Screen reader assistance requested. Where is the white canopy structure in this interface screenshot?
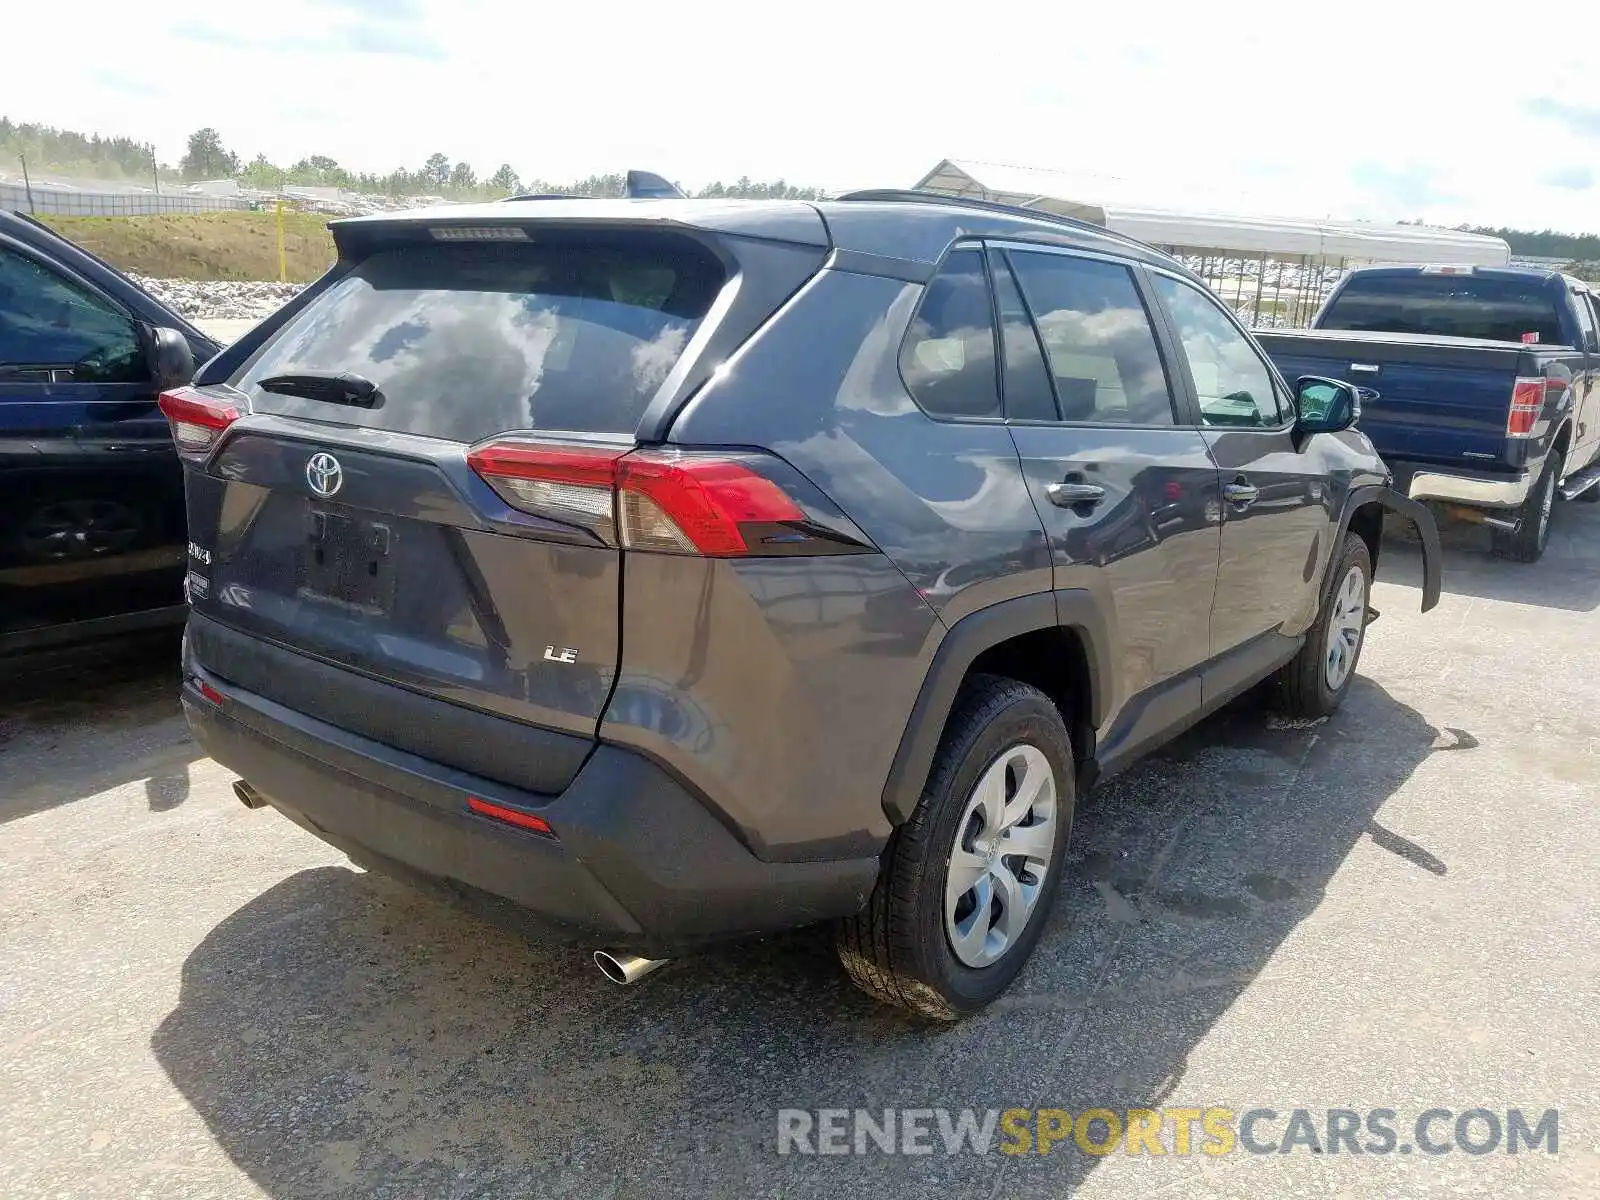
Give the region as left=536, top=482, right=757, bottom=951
left=913, top=160, right=1512, bottom=326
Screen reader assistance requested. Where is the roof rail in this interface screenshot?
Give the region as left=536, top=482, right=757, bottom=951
left=833, top=188, right=1167, bottom=258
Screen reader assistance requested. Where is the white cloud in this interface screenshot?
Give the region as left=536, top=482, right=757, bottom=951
left=3, top=0, right=1597, bottom=230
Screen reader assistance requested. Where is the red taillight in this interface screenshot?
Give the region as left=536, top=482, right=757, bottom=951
left=196, top=680, right=226, bottom=706
left=158, top=387, right=240, bottom=461
left=467, top=795, right=553, bottom=835
left=466, top=442, right=626, bottom=543
left=617, top=454, right=805, bottom=555
left=466, top=442, right=809, bottom=557
left=1508, top=377, right=1546, bottom=437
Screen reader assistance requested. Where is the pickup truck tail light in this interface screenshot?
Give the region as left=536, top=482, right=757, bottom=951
left=1507, top=377, right=1546, bottom=438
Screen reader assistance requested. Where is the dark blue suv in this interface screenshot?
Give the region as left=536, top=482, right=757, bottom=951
left=1, top=210, right=218, bottom=654
left=164, top=192, right=1441, bottom=1018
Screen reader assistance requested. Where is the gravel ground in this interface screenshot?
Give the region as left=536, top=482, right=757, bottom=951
left=135, top=275, right=306, bottom=323
left=2, top=512, right=1598, bottom=1199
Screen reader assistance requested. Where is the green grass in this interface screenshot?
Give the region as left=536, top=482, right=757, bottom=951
left=39, top=211, right=337, bottom=283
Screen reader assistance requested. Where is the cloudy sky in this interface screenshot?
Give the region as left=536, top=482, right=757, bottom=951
left=6, top=0, right=1599, bottom=231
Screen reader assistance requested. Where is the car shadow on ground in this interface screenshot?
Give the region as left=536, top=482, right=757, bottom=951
left=151, top=675, right=1458, bottom=1198
left=0, top=631, right=201, bottom=824
left=1379, top=499, right=1600, bottom=612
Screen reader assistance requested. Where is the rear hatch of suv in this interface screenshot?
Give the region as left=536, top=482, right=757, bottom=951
left=166, top=206, right=828, bottom=795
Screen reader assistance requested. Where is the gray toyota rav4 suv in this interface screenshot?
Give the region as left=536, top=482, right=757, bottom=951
left=164, top=191, right=1441, bottom=1019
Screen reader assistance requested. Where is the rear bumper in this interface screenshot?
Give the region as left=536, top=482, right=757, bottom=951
left=1396, top=460, right=1533, bottom=509
left=183, top=665, right=878, bottom=954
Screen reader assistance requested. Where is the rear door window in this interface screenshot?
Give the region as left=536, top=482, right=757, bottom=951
left=234, top=233, right=724, bottom=442
left=990, top=254, right=1058, bottom=422
left=1005, top=249, right=1177, bottom=425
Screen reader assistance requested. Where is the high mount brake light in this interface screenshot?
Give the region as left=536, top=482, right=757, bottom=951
left=466, top=442, right=810, bottom=556
left=158, top=388, right=240, bottom=461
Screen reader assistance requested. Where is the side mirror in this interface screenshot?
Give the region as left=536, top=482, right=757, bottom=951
left=147, top=326, right=197, bottom=391
left=1295, top=376, right=1360, bottom=436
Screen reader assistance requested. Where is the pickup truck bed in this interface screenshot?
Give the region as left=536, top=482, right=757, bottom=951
left=1256, top=266, right=1600, bottom=561
left=1258, top=328, right=1569, bottom=486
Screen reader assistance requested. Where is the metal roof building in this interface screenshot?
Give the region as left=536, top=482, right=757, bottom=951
left=913, top=159, right=1512, bottom=326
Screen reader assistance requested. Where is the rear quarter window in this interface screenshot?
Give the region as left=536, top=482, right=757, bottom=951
left=234, top=232, right=724, bottom=442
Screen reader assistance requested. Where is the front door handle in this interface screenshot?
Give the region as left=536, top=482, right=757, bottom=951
left=1047, top=481, right=1106, bottom=507
left=1223, top=480, right=1260, bottom=507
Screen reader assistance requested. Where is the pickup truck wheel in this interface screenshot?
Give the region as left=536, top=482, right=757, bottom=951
left=1274, top=535, right=1371, bottom=719
left=1492, top=450, right=1561, bottom=563
left=836, top=675, right=1074, bottom=1020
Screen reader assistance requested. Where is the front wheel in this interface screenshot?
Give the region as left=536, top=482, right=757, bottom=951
left=1493, top=451, right=1561, bottom=562
left=1274, top=534, right=1371, bottom=718
left=837, top=676, right=1074, bottom=1020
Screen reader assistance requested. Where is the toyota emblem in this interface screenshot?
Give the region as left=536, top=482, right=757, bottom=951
left=305, top=452, right=343, bottom=498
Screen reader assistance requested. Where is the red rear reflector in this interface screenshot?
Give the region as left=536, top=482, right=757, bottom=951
left=467, top=795, right=553, bottom=835
left=1508, top=377, right=1545, bottom=437
left=159, top=387, right=240, bottom=461
left=196, top=680, right=226, bottom=706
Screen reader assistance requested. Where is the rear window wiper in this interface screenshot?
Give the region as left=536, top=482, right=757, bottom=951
left=257, top=371, right=382, bottom=408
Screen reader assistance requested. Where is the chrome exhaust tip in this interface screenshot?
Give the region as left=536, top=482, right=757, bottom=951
left=593, top=950, right=669, bottom=985
left=232, top=780, right=269, bottom=810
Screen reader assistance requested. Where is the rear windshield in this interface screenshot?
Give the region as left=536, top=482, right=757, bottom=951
left=235, top=233, right=724, bottom=441
left=1318, top=274, right=1566, bottom=344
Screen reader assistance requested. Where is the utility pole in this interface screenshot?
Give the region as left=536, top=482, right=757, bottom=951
left=19, top=152, right=34, bottom=213
left=151, top=143, right=160, bottom=196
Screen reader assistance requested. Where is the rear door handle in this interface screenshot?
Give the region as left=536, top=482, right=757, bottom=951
left=1223, top=480, right=1260, bottom=507
left=1047, top=481, right=1106, bottom=507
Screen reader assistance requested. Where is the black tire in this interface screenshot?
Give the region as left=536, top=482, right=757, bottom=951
left=1274, top=534, right=1372, bottom=719
left=1492, top=450, right=1561, bottom=562
left=836, top=675, right=1074, bottom=1020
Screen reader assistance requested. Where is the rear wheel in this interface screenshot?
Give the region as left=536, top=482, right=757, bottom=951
left=1274, top=534, right=1371, bottom=719
left=837, top=676, right=1074, bottom=1020
left=1493, top=451, right=1560, bottom=562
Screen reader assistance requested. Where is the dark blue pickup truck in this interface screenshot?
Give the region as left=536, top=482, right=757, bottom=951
left=1, top=209, right=219, bottom=653
left=1257, top=266, right=1600, bottom=561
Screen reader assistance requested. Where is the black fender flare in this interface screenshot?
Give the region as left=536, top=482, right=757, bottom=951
left=1337, top=485, right=1442, bottom=613
left=879, top=589, right=1112, bottom=825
